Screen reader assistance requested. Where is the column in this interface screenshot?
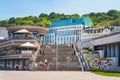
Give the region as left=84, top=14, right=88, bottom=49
left=3, top=60, right=5, bottom=69
left=111, top=44, right=115, bottom=57
left=115, top=44, right=119, bottom=57
left=10, top=60, right=13, bottom=69
left=107, top=45, right=110, bottom=57
left=12, top=60, right=15, bottom=69
left=20, top=60, right=23, bottom=70
left=103, top=45, right=106, bottom=58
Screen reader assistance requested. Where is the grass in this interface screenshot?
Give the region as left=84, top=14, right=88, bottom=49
left=92, top=71, right=120, bottom=77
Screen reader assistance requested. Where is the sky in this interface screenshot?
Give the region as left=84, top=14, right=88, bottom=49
left=0, top=0, right=120, bottom=20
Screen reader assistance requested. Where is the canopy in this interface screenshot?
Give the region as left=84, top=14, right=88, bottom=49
left=14, top=29, right=32, bottom=34
left=19, top=42, right=37, bottom=48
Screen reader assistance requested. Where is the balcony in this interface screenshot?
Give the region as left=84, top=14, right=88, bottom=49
left=0, top=38, right=40, bottom=48
left=0, top=54, right=33, bottom=59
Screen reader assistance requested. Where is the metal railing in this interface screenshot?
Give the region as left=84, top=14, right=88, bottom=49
left=74, top=44, right=88, bottom=71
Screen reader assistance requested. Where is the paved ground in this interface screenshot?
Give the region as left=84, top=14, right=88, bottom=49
left=0, top=71, right=119, bottom=80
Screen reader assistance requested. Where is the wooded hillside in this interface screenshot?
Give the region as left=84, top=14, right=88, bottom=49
left=0, top=9, right=120, bottom=27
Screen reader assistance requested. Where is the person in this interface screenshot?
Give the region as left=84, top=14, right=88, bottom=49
left=43, top=62, right=48, bottom=70
left=43, top=59, right=49, bottom=70
left=42, top=50, right=45, bottom=56
left=44, top=59, right=47, bottom=63
left=71, top=43, right=74, bottom=48
left=73, top=50, right=76, bottom=56
left=39, top=61, right=43, bottom=70
left=29, top=63, right=32, bottom=71
left=40, top=50, right=41, bottom=55
left=23, top=65, right=26, bottom=71
left=46, top=43, right=51, bottom=48
left=15, top=64, right=19, bottom=71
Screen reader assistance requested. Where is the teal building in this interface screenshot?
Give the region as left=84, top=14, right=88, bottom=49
left=43, top=17, right=92, bottom=44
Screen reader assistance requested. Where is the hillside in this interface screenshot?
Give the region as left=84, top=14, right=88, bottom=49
left=0, top=10, right=120, bottom=28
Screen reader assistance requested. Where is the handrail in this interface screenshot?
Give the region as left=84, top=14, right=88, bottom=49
left=74, top=45, right=84, bottom=71
left=74, top=44, right=88, bottom=71
left=33, top=45, right=40, bottom=62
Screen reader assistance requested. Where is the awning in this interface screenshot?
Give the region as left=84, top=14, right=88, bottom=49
left=19, top=42, right=37, bottom=48
left=14, top=29, right=32, bottom=34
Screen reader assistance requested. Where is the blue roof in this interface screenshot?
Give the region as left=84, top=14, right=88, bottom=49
left=49, top=17, right=92, bottom=28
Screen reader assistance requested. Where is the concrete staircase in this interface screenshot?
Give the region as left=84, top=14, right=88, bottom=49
left=36, top=44, right=81, bottom=71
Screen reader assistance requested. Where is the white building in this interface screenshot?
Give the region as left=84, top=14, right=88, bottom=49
left=82, top=26, right=120, bottom=41
left=43, top=17, right=92, bottom=44
left=0, top=27, right=8, bottom=40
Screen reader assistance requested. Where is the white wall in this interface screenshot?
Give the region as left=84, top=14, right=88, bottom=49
left=0, top=27, right=8, bottom=40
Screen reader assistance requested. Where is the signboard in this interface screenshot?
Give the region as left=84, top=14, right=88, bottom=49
left=21, top=50, right=32, bottom=54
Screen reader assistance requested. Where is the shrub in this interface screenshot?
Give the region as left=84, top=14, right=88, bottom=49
left=91, top=66, right=100, bottom=71
left=86, top=57, right=93, bottom=61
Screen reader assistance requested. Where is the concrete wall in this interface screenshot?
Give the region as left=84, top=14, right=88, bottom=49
left=91, top=33, right=120, bottom=46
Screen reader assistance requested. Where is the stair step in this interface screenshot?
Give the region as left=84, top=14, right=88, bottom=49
left=36, top=44, right=81, bottom=71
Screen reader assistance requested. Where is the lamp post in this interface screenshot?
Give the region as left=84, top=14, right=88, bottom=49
left=55, top=33, right=58, bottom=71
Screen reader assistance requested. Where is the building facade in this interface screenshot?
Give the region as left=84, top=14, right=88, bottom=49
left=92, top=32, right=120, bottom=68
left=0, top=27, right=8, bottom=40
left=0, top=26, right=48, bottom=70
left=43, top=17, right=92, bottom=44
left=82, top=26, right=120, bottom=41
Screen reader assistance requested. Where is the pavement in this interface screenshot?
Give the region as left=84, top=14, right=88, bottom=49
left=0, top=71, right=119, bottom=80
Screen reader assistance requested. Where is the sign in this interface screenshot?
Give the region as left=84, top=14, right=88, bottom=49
left=21, top=50, right=32, bottom=54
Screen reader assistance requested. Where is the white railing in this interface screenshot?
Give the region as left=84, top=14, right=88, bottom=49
left=0, top=39, right=39, bottom=48
left=0, top=54, right=33, bottom=59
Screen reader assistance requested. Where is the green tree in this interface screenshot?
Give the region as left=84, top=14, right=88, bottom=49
left=0, top=20, right=9, bottom=27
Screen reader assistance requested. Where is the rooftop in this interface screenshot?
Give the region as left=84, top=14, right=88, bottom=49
left=49, top=17, right=92, bottom=28
left=7, top=26, right=48, bottom=35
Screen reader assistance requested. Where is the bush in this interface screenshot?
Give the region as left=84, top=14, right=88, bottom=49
left=91, top=66, right=100, bottom=71
left=99, top=58, right=107, bottom=60
left=86, top=57, right=92, bottom=61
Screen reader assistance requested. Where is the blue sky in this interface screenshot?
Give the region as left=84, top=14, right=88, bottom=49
left=0, top=0, right=119, bottom=20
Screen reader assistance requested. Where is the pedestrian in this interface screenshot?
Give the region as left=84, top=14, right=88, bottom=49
left=39, top=61, right=43, bottom=70
left=23, top=65, right=26, bottom=71
left=15, top=64, right=19, bottom=71
left=43, top=59, right=49, bottom=70
left=29, top=64, right=32, bottom=71
left=42, top=50, right=45, bottom=56
left=71, top=43, right=74, bottom=48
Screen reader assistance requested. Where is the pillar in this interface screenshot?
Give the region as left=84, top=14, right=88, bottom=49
left=3, top=60, right=5, bottom=69
left=107, top=45, right=110, bottom=57
left=115, top=44, right=119, bottom=66
left=5, top=60, right=7, bottom=69
left=103, top=45, right=106, bottom=58
left=115, top=44, right=119, bottom=57
left=12, top=60, right=14, bottom=69
left=20, top=60, right=23, bottom=70
left=111, top=44, right=115, bottom=57
left=10, top=60, right=13, bottom=69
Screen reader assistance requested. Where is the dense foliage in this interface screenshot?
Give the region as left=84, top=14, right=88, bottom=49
left=83, top=9, right=120, bottom=27
left=0, top=10, right=120, bottom=27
